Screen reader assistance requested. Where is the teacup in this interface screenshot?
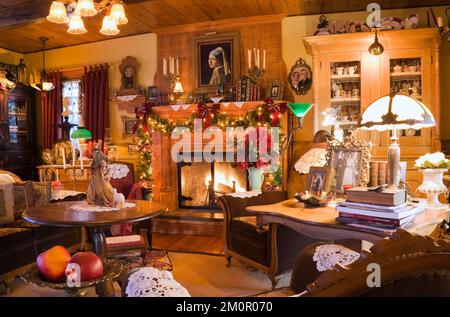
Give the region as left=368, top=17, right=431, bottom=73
left=393, top=65, right=403, bottom=73
left=336, top=67, right=345, bottom=76
left=408, top=65, right=417, bottom=72
left=348, top=66, right=358, bottom=75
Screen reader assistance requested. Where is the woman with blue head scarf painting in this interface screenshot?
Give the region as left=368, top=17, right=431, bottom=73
left=208, top=47, right=231, bottom=87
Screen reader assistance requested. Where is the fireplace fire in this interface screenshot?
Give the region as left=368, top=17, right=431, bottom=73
left=177, top=154, right=247, bottom=209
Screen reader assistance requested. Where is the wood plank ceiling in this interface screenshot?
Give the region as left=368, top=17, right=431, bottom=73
left=0, top=0, right=449, bottom=53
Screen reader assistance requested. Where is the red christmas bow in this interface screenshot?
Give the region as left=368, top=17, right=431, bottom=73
left=133, top=102, right=154, bottom=133
left=196, top=102, right=220, bottom=128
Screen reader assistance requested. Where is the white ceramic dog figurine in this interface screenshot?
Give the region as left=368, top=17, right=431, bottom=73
left=113, top=188, right=125, bottom=208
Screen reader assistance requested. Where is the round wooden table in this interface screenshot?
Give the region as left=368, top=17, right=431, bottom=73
left=22, top=200, right=164, bottom=297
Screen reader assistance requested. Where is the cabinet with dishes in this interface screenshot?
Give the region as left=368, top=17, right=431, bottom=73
left=303, top=28, right=441, bottom=163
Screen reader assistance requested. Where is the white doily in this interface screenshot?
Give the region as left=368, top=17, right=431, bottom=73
left=125, top=267, right=190, bottom=297
left=109, top=164, right=130, bottom=180
left=70, top=201, right=136, bottom=212
left=117, top=95, right=137, bottom=102
left=294, top=148, right=327, bottom=174
left=227, top=190, right=262, bottom=198
left=51, top=190, right=85, bottom=201
left=313, top=244, right=360, bottom=272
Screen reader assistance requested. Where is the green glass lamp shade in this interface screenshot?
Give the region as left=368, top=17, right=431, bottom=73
left=288, top=103, right=313, bottom=118
left=71, top=127, right=92, bottom=140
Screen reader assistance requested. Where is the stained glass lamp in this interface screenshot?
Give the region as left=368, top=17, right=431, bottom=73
left=357, top=93, right=435, bottom=187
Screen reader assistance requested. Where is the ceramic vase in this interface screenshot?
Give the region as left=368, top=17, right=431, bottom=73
left=417, top=168, right=448, bottom=208
left=248, top=168, right=264, bottom=191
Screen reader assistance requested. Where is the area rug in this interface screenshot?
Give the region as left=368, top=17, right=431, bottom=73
left=112, top=250, right=173, bottom=272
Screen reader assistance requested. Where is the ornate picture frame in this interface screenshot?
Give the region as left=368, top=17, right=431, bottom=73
left=326, top=137, right=371, bottom=193
left=191, top=32, right=241, bottom=95
left=121, top=116, right=137, bottom=139
left=266, top=81, right=284, bottom=100
left=306, top=166, right=334, bottom=193
left=288, top=58, right=313, bottom=95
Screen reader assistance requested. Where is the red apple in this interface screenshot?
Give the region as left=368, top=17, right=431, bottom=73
left=69, top=252, right=104, bottom=282
left=36, top=246, right=71, bottom=282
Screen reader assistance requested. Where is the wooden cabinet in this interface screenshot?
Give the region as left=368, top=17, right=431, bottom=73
left=303, top=28, right=441, bottom=163
left=0, top=86, right=37, bottom=179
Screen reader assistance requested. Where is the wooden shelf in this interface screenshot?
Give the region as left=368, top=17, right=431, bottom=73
left=330, top=98, right=361, bottom=103
left=330, top=74, right=360, bottom=80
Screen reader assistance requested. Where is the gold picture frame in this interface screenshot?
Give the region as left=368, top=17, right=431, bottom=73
left=306, top=166, right=334, bottom=193
left=121, top=116, right=137, bottom=139
left=288, top=58, right=312, bottom=95
left=266, top=81, right=285, bottom=100
left=326, top=136, right=371, bottom=193
left=191, top=32, right=241, bottom=95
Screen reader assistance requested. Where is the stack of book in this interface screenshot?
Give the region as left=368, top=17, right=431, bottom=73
left=235, top=76, right=261, bottom=102
left=336, top=187, right=426, bottom=232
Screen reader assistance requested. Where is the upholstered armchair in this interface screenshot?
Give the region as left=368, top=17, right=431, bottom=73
left=217, top=191, right=317, bottom=288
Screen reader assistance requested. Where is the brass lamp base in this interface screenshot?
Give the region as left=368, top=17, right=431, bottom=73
left=387, top=133, right=401, bottom=188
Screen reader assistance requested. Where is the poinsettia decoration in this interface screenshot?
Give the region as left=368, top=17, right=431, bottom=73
left=265, top=98, right=287, bottom=127
left=196, top=102, right=220, bottom=128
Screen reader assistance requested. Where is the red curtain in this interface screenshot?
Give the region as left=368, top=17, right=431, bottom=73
left=41, top=71, right=62, bottom=149
left=82, top=64, right=109, bottom=142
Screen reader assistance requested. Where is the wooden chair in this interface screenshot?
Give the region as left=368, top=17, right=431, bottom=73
left=217, top=191, right=318, bottom=288
left=254, top=222, right=450, bottom=297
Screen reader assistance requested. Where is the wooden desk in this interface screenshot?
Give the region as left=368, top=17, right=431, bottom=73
left=246, top=199, right=449, bottom=244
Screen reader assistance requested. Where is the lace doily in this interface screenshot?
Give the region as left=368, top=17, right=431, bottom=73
left=117, top=95, right=137, bottom=102
left=125, top=267, right=190, bottom=297
left=294, top=148, right=327, bottom=174
left=313, top=244, right=360, bottom=272
left=70, top=201, right=136, bottom=212
left=109, top=164, right=130, bottom=180
left=51, top=190, right=85, bottom=201
left=227, top=190, right=262, bottom=198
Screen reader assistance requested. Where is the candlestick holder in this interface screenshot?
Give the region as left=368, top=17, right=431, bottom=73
left=247, top=66, right=266, bottom=82
left=163, top=73, right=183, bottom=104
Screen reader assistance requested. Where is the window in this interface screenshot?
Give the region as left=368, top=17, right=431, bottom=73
left=62, top=80, right=82, bottom=141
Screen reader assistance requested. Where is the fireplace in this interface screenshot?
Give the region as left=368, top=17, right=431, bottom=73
left=177, top=153, right=247, bottom=209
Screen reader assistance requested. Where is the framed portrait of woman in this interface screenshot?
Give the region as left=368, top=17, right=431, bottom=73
left=326, top=138, right=371, bottom=193
left=192, top=33, right=241, bottom=95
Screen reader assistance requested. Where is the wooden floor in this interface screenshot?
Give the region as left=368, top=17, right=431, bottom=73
left=152, top=233, right=225, bottom=255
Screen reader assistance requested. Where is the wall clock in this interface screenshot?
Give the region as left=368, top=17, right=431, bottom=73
left=119, top=56, right=139, bottom=96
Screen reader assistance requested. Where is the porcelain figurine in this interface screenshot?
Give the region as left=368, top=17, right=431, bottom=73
left=86, top=140, right=114, bottom=207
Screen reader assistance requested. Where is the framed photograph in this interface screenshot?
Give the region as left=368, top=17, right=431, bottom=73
left=121, top=116, right=137, bottom=139
left=306, top=167, right=334, bottom=193
left=288, top=58, right=313, bottom=95
left=128, top=144, right=139, bottom=153
left=266, top=81, right=284, bottom=100
left=147, top=86, right=160, bottom=104
left=326, top=138, right=371, bottom=193
left=191, top=33, right=241, bottom=94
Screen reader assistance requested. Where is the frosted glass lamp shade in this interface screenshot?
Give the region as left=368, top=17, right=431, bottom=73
left=47, top=1, right=69, bottom=24
left=100, top=15, right=120, bottom=36
left=358, top=94, right=435, bottom=131
left=68, top=15, right=87, bottom=34
left=110, top=3, right=128, bottom=25
left=77, top=0, right=98, bottom=17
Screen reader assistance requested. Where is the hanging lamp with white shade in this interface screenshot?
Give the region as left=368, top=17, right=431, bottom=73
left=32, top=37, right=55, bottom=92
left=100, top=15, right=120, bottom=36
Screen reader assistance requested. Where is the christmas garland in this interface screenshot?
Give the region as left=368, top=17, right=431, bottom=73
left=133, top=99, right=287, bottom=182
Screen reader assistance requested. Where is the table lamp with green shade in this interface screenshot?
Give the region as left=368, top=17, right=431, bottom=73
left=279, top=103, right=314, bottom=156
left=71, top=127, right=92, bottom=170
left=357, top=93, right=435, bottom=188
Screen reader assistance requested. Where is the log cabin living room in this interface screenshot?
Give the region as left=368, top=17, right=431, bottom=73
left=0, top=0, right=450, bottom=302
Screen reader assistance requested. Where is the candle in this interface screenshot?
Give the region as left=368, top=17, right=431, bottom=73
left=176, top=58, right=179, bottom=76
left=72, top=144, right=76, bottom=167
left=263, top=50, right=266, bottom=70
left=257, top=49, right=260, bottom=68
left=437, top=17, right=444, bottom=27
left=79, top=141, right=84, bottom=171
left=163, top=58, right=167, bottom=76
left=171, top=57, right=175, bottom=75
left=61, top=147, right=66, bottom=170
left=253, top=48, right=257, bottom=67
left=248, top=49, right=252, bottom=69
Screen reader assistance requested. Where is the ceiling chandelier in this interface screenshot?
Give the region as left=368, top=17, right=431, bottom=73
left=31, top=37, right=55, bottom=92
left=47, top=0, right=128, bottom=36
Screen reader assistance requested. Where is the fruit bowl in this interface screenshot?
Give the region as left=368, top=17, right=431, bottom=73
left=21, top=258, right=122, bottom=297
left=295, top=191, right=336, bottom=208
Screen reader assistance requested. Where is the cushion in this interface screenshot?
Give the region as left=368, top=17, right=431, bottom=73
left=0, top=170, right=22, bottom=182
left=0, top=174, right=15, bottom=225
left=0, top=227, right=33, bottom=248
left=13, top=181, right=34, bottom=212
left=106, top=235, right=146, bottom=250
